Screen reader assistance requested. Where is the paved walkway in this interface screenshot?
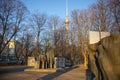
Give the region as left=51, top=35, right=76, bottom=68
left=40, top=65, right=91, bottom=80
left=54, top=65, right=90, bottom=80
left=0, top=65, right=91, bottom=80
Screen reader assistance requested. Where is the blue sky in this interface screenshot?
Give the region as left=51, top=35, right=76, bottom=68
left=22, top=0, right=97, bottom=18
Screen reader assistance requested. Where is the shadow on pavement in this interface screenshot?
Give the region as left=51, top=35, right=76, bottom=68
left=86, top=69, right=93, bottom=80
left=37, top=66, right=79, bottom=80
left=0, top=66, right=32, bottom=74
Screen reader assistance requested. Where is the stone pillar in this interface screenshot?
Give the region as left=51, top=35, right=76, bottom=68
left=45, top=61, right=47, bottom=69
left=49, top=51, right=53, bottom=68
left=42, top=61, right=44, bottom=69
left=84, top=53, right=88, bottom=69
left=54, top=58, right=56, bottom=68
left=34, top=61, right=40, bottom=69
left=50, top=60, right=52, bottom=68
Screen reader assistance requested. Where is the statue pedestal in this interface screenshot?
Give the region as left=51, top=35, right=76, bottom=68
left=34, top=61, right=40, bottom=69
left=54, top=58, right=56, bottom=68
left=42, top=61, right=44, bottom=69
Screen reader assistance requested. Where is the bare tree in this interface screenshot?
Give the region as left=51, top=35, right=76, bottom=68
left=57, top=27, right=66, bottom=57
left=41, top=32, right=51, bottom=54
left=69, top=25, right=76, bottom=65
left=47, top=16, right=61, bottom=56
left=29, top=13, right=47, bottom=56
left=108, top=0, right=120, bottom=33
left=0, top=0, right=27, bottom=56
left=20, top=30, right=34, bottom=63
left=89, top=0, right=119, bottom=32
left=71, top=9, right=89, bottom=67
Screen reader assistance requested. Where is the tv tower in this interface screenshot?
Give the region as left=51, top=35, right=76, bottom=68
left=65, top=0, right=69, bottom=45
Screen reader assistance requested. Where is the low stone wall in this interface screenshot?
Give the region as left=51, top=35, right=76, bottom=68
left=27, top=57, right=36, bottom=67
left=55, top=57, right=65, bottom=68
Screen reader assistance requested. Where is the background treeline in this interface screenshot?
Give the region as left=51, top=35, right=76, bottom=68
left=0, top=0, right=119, bottom=64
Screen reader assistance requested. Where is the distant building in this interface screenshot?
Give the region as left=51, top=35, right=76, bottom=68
left=2, top=40, right=15, bottom=55
left=1, top=40, right=23, bottom=59
left=4, top=40, right=15, bottom=55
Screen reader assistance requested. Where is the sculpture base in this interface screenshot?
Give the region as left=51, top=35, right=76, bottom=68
left=24, top=68, right=57, bottom=72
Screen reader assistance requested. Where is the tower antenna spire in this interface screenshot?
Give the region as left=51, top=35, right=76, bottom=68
left=65, top=0, right=69, bottom=45
left=66, top=0, right=68, bottom=16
